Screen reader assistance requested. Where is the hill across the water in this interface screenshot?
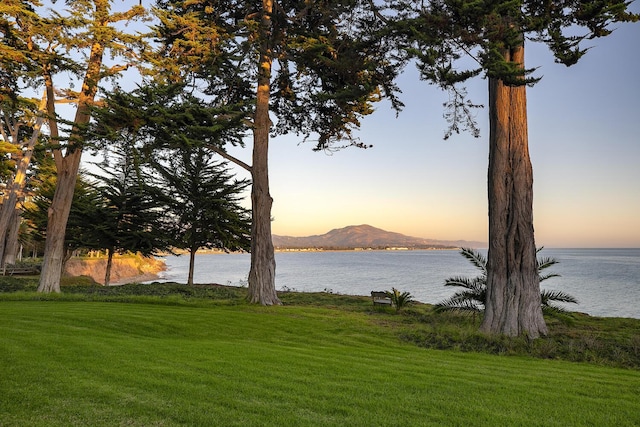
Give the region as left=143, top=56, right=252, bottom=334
left=272, top=224, right=485, bottom=250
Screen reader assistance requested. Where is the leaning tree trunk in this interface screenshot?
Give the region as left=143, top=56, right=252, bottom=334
left=37, top=33, right=105, bottom=293
left=0, top=95, right=46, bottom=268
left=246, top=0, right=280, bottom=305
left=480, top=43, right=548, bottom=339
left=37, top=149, right=83, bottom=293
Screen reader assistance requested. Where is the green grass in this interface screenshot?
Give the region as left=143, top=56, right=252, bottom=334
left=1, top=280, right=640, bottom=426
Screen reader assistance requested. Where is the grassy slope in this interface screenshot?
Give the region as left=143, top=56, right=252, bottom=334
left=1, top=296, right=639, bottom=426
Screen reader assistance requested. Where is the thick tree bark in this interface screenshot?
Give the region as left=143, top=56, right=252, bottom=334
left=38, top=149, right=83, bottom=293
left=38, top=35, right=105, bottom=293
left=3, top=209, right=21, bottom=266
left=247, top=0, right=280, bottom=305
left=0, top=192, right=21, bottom=268
left=480, top=44, right=547, bottom=338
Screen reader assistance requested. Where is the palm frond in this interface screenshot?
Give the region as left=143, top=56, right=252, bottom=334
left=459, top=247, right=487, bottom=273
left=537, top=256, right=559, bottom=272
left=437, top=247, right=577, bottom=318
left=385, top=287, right=414, bottom=312
left=541, top=289, right=579, bottom=305
left=539, top=272, right=561, bottom=282
left=435, top=288, right=485, bottom=311
left=434, top=297, right=482, bottom=313
left=444, top=276, right=482, bottom=289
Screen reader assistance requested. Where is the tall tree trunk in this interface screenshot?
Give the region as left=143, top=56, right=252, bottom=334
left=188, top=248, right=196, bottom=286
left=104, top=247, right=114, bottom=286
left=38, top=149, right=83, bottom=293
left=247, top=0, right=280, bottom=305
left=0, top=197, right=20, bottom=268
left=38, top=35, right=105, bottom=293
left=480, top=44, right=547, bottom=338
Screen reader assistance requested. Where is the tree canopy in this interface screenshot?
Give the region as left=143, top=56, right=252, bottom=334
left=89, top=82, right=252, bottom=286
left=152, top=144, right=251, bottom=286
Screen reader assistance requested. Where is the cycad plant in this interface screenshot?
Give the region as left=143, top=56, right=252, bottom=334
left=386, top=287, right=414, bottom=313
left=435, top=248, right=578, bottom=316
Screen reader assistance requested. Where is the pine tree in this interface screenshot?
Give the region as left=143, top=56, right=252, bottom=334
left=152, top=145, right=251, bottom=286
left=88, top=83, right=251, bottom=286
left=0, top=2, right=49, bottom=267
left=23, top=156, right=105, bottom=266
left=88, top=145, right=172, bottom=286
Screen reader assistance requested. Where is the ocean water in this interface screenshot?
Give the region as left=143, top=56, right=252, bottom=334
left=154, top=248, right=640, bottom=319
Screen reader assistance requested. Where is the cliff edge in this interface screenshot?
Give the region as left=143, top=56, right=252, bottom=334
left=64, top=255, right=166, bottom=285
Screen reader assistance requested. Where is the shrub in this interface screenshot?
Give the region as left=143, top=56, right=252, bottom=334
left=386, top=287, right=414, bottom=313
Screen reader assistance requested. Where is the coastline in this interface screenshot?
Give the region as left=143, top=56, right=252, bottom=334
left=109, top=272, right=161, bottom=286
left=65, top=255, right=166, bottom=286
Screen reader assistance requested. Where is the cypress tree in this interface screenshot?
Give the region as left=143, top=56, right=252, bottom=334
left=152, top=145, right=251, bottom=286
left=153, top=0, right=403, bottom=304
left=390, top=0, right=638, bottom=337
left=1, top=0, right=150, bottom=292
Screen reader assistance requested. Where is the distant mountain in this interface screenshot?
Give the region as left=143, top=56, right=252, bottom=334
left=272, top=224, right=485, bottom=250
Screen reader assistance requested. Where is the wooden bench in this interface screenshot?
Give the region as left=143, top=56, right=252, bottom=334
left=371, top=291, right=392, bottom=306
left=3, top=266, right=41, bottom=276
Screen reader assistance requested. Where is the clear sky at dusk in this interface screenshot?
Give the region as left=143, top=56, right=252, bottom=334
left=64, top=1, right=638, bottom=248
left=221, top=10, right=640, bottom=248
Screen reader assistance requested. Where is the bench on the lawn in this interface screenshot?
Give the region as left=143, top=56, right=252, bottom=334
left=3, top=265, right=41, bottom=276
left=371, top=291, right=392, bottom=306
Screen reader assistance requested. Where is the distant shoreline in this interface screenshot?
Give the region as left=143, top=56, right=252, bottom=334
left=274, top=246, right=460, bottom=252
left=161, top=247, right=463, bottom=256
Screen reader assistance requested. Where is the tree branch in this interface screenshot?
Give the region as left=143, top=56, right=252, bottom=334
left=205, top=144, right=252, bottom=173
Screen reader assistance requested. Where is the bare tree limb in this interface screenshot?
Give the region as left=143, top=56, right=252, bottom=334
left=205, top=144, right=252, bottom=173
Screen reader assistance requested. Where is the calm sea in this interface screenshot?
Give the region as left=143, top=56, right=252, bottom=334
left=154, top=248, right=640, bottom=319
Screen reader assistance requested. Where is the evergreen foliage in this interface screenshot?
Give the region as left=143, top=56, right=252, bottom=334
left=88, top=145, right=172, bottom=258
left=152, top=146, right=251, bottom=253
left=11, top=0, right=151, bottom=293
left=151, top=0, right=405, bottom=304
left=89, top=83, right=247, bottom=154
left=153, top=0, right=403, bottom=150
left=384, top=0, right=637, bottom=337
left=388, top=0, right=638, bottom=138
left=88, top=82, right=251, bottom=285
left=151, top=145, right=251, bottom=285
left=23, top=156, right=105, bottom=258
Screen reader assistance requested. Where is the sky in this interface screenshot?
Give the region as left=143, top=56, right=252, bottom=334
left=218, top=12, right=640, bottom=249
left=64, top=3, right=639, bottom=248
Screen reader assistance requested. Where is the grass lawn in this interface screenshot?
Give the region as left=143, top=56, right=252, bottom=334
left=1, top=288, right=639, bottom=426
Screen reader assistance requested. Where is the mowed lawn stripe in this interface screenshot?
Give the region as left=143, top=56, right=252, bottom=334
left=1, top=301, right=638, bottom=426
